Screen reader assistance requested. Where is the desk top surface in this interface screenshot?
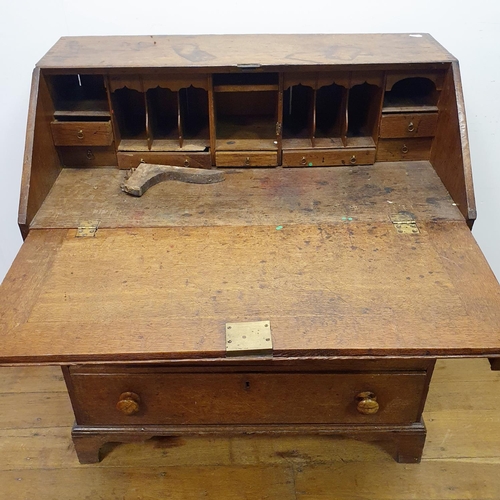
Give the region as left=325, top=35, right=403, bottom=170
left=1, top=221, right=500, bottom=364
left=2, top=163, right=500, bottom=364
left=37, top=33, right=455, bottom=70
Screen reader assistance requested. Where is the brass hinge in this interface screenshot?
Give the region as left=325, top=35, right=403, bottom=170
left=225, top=321, right=273, bottom=357
left=76, top=220, right=100, bottom=238
left=390, top=213, right=419, bottom=234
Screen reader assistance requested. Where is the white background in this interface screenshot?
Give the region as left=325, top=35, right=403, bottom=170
left=0, top=1, right=499, bottom=283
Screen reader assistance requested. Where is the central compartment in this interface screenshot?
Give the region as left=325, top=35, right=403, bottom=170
left=214, top=72, right=279, bottom=152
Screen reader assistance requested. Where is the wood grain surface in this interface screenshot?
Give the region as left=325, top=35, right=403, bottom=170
left=1, top=359, right=500, bottom=498
left=2, top=218, right=500, bottom=363
left=18, top=69, right=61, bottom=237
left=68, top=370, right=427, bottom=425
left=31, top=161, right=462, bottom=229
left=379, top=112, right=438, bottom=138
left=121, top=163, right=225, bottom=197
left=50, top=121, right=113, bottom=147
left=431, top=62, right=476, bottom=223
left=37, top=34, right=455, bottom=70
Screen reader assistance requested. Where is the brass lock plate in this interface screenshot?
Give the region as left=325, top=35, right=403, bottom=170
left=225, top=321, right=273, bottom=357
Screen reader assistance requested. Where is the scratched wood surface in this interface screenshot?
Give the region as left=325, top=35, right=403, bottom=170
left=31, top=161, right=462, bottom=229
left=37, top=34, right=455, bottom=70
left=0, top=359, right=499, bottom=498
left=2, top=219, right=500, bottom=363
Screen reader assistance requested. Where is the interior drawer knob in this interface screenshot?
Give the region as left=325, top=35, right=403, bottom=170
left=245, top=157, right=251, bottom=166
left=300, top=156, right=307, bottom=166
left=401, top=144, right=409, bottom=154
left=116, top=391, right=141, bottom=415
left=407, top=121, right=415, bottom=132
left=350, top=155, right=357, bottom=164
left=356, top=391, right=379, bottom=415
left=77, top=129, right=84, bottom=140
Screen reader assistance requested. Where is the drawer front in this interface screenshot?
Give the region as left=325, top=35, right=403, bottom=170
left=282, top=148, right=376, bottom=167
left=376, top=138, right=433, bottom=162
left=51, top=121, right=113, bottom=147
left=117, top=151, right=212, bottom=170
left=215, top=151, right=278, bottom=167
left=379, top=113, right=438, bottom=138
left=69, top=371, right=427, bottom=426
left=58, top=146, right=117, bottom=167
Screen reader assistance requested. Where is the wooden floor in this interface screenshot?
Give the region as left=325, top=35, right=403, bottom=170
left=1, top=358, right=500, bottom=499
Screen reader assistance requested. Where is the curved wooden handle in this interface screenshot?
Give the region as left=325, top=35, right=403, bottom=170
left=121, top=163, right=225, bottom=197
left=356, top=391, right=379, bottom=415
left=116, top=391, right=141, bottom=415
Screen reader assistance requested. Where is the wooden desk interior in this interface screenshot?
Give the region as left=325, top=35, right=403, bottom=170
left=32, top=161, right=461, bottom=229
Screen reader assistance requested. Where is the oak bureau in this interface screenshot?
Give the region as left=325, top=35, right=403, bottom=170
left=1, top=34, right=500, bottom=464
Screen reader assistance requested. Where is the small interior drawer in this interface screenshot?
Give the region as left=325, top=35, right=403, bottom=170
left=215, top=151, right=278, bottom=167
left=117, top=151, right=212, bottom=170
left=379, top=113, right=438, bottom=138
left=51, top=121, right=113, bottom=147
left=376, top=138, right=433, bottom=162
left=68, top=369, right=428, bottom=426
left=58, top=146, right=117, bottom=167
left=282, top=148, right=376, bottom=167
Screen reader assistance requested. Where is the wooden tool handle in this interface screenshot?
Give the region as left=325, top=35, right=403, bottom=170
left=121, top=163, right=225, bottom=197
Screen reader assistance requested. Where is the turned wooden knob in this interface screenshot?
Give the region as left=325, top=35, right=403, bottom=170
left=116, top=392, right=141, bottom=415
left=356, top=391, right=379, bottom=415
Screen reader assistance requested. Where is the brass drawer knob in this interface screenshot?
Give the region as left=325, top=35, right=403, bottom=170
left=356, top=391, right=379, bottom=415
left=401, top=144, right=409, bottom=154
left=116, top=391, right=141, bottom=415
left=244, top=157, right=251, bottom=166
left=184, top=159, right=190, bottom=167
left=350, top=155, right=357, bottom=164
left=300, top=156, right=307, bottom=166
left=407, top=121, right=415, bottom=132
left=77, top=129, right=84, bottom=140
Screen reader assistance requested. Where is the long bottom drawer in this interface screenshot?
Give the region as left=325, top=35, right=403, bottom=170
left=68, top=370, right=428, bottom=426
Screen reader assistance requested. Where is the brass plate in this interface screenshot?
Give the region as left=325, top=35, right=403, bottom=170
left=225, top=321, right=273, bottom=356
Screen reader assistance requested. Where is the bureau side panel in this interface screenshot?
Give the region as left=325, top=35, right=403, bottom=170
left=18, top=68, right=61, bottom=239
left=430, top=62, right=476, bottom=226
